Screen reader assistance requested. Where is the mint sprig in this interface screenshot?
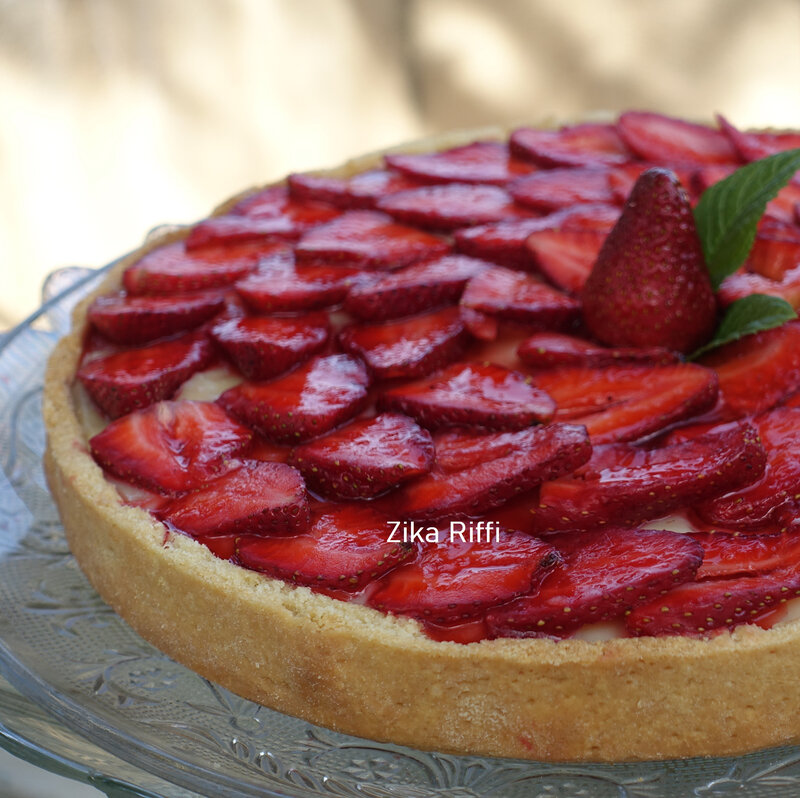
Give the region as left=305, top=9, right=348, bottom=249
left=694, top=148, right=800, bottom=290
left=691, top=294, right=797, bottom=359
left=688, top=147, right=800, bottom=358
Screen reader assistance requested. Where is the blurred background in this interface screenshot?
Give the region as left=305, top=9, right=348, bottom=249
left=0, top=0, right=799, bottom=794
left=2, top=0, right=800, bottom=331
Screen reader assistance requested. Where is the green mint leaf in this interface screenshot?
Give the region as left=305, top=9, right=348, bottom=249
left=693, top=148, right=800, bottom=290
left=691, top=294, right=797, bottom=359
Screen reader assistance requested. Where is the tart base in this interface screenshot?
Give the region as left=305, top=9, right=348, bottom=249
left=42, top=127, right=800, bottom=763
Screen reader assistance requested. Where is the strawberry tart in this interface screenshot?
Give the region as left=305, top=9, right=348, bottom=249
left=42, top=112, right=800, bottom=762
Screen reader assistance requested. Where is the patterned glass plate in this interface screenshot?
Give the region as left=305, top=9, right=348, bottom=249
left=2, top=262, right=800, bottom=798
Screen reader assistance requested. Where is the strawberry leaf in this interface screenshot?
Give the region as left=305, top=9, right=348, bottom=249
left=694, top=149, right=800, bottom=289
left=691, top=294, right=797, bottom=359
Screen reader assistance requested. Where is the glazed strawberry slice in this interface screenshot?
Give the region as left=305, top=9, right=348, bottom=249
left=210, top=314, right=330, bottom=381
left=338, top=307, right=468, bottom=380
left=224, top=184, right=339, bottom=225
left=77, top=332, right=215, bottom=419
left=89, top=400, right=253, bottom=494
left=369, top=530, right=559, bottom=623
left=235, top=504, right=412, bottom=590
left=486, top=528, right=703, bottom=638
left=218, top=354, right=370, bottom=443
left=509, top=168, right=616, bottom=212
left=376, top=183, right=530, bottom=231
left=123, top=240, right=286, bottom=296
left=185, top=201, right=339, bottom=249
left=746, top=230, right=800, bottom=281
left=696, top=408, right=800, bottom=529
left=288, top=413, right=434, bottom=499
left=717, top=114, right=800, bottom=161
left=394, top=423, right=590, bottom=521
left=509, top=123, right=631, bottom=168
left=344, top=255, right=490, bottom=322
left=460, top=267, right=580, bottom=329
left=532, top=363, right=719, bottom=443
left=385, top=141, right=533, bottom=186
left=517, top=332, right=679, bottom=369
left=295, top=210, right=450, bottom=270
left=717, top=266, right=800, bottom=309
left=525, top=228, right=607, bottom=294
left=379, top=362, right=556, bottom=430
left=288, top=169, right=424, bottom=209
left=533, top=423, right=766, bottom=533
left=692, top=532, right=800, bottom=581
left=626, top=567, right=800, bottom=637
left=87, top=291, right=225, bottom=344
left=700, top=321, right=800, bottom=417
left=161, top=460, right=309, bottom=537
left=234, top=251, right=363, bottom=313
left=617, top=111, right=740, bottom=166
left=454, top=204, right=619, bottom=269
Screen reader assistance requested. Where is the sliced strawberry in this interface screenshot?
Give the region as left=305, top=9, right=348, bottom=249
left=617, top=111, right=740, bottom=166
left=690, top=164, right=737, bottom=195
left=459, top=306, right=499, bottom=341
left=287, top=173, right=351, bottom=207
left=87, top=291, right=225, bottom=345
left=210, top=314, right=330, bottom=381
left=376, top=183, right=530, bottom=230
left=532, top=362, right=718, bottom=443
left=225, top=184, right=339, bottom=226
left=696, top=408, right=800, bottom=529
left=692, top=531, right=800, bottom=581
left=89, top=400, right=253, bottom=495
left=486, top=528, right=703, bottom=638
left=344, top=255, right=490, bottom=322
left=295, top=210, right=450, bottom=270
left=234, top=251, right=362, bottom=313
left=454, top=204, right=619, bottom=269
left=288, top=169, right=425, bottom=209
left=454, top=214, right=569, bottom=269
left=218, top=354, right=370, bottom=443
left=717, top=114, right=800, bottom=161
left=717, top=265, right=800, bottom=309
left=764, top=182, right=800, bottom=226
left=432, top=425, right=558, bottom=472
left=288, top=413, right=434, bottom=499
left=460, top=267, right=580, bottom=329
left=533, top=423, right=765, bottom=533
left=235, top=504, right=412, bottom=590
left=338, top=307, right=468, bottom=380
left=160, top=460, right=309, bottom=537
left=525, top=228, right=606, bottom=294
left=746, top=231, right=800, bottom=281
left=509, top=123, right=631, bottom=168
left=379, top=362, right=556, bottom=430
left=700, top=321, right=800, bottom=417
left=626, top=567, right=800, bottom=637
left=517, top=332, right=679, bottom=369
left=198, top=534, right=239, bottom=560
left=185, top=200, right=339, bottom=249
left=369, top=530, right=558, bottom=623
left=394, top=423, right=590, bottom=522
left=385, top=141, right=533, bottom=186
left=77, top=332, right=215, bottom=419
left=123, top=240, right=285, bottom=296
left=509, top=168, right=615, bottom=212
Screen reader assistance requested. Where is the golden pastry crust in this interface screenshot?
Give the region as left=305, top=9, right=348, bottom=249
left=42, top=125, right=800, bottom=762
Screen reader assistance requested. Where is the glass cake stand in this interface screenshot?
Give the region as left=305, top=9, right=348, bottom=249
left=1, top=259, right=800, bottom=798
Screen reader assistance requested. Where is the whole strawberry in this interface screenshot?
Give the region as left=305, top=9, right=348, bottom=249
left=581, top=168, right=717, bottom=353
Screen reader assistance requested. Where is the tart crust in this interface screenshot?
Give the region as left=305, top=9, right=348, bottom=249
left=42, top=125, right=800, bottom=763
